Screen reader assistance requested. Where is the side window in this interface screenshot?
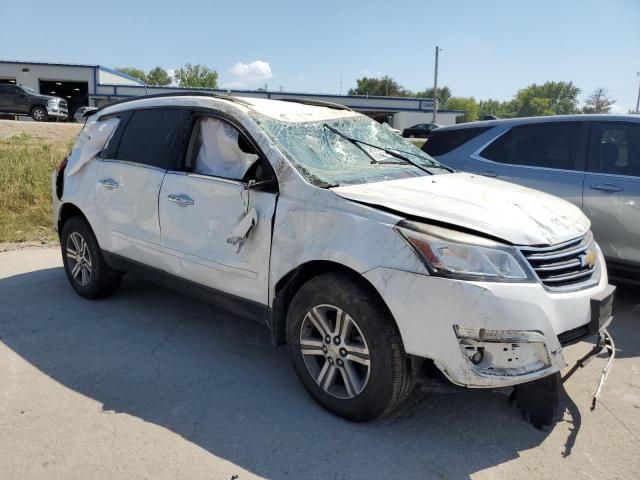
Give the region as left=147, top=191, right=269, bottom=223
left=480, top=122, right=583, bottom=170
left=422, top=126, right=492, bottom=156
left=0, top=85, right=7, bottom=94
left=184, top=116, right=265, bottom=182
left=588, top=122, right=640, bottom=177
left=116, top=108, right=186, bottom=169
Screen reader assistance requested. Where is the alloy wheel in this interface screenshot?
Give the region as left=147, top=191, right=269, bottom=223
left=33, top=109, right=45, bottom=121
left=300, top=304, right=371, bottom=399
left=66, top=232, right=92, bottom=286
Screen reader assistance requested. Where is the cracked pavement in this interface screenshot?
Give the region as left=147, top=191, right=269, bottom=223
left=0, top=248, right=639, bottom=479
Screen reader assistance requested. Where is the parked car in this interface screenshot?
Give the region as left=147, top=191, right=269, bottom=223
left=422, top=115, right=640, bottom=282
left=73, top=106, right=97, bottom=123
left=0, top=84, right=68, bottom=121
left=52, top=93, right=615, bottom=424
left=402, top=122, right=440, bottom=138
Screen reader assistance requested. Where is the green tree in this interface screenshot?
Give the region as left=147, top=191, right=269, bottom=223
left=115, top=67, right=147, bottom=83
left=447, top=97, right=480, bottom=123
left=582, top=87, right=616, bottom=113
left=413, top=86, right=452, bottom=106
left=146, top=66, right=171, bottom=86
left=174, top=63, right=218, bottom=88
left=348, top=76, right=410, bottom=96
left=478, top=98, right=512, bottom=119
left=511, top=81, right=581, bottom=116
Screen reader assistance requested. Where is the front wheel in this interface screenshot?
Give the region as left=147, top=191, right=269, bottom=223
left=287, top=272, right=413, bottom=421
left=31, top=106, right=48, bottom=122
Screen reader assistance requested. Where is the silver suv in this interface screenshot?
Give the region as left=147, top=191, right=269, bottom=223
left=423, top=115, right=640, bottom=282
left=51, top=94, right=615, bottom=424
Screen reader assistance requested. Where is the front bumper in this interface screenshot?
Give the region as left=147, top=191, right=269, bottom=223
left=363, top=248, right=613, bottom=388
left=47, top=106, right=68, bottom=119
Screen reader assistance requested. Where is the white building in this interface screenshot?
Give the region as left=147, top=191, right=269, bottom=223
left=0, top=61, right=143, bottom=116
left=0, top=60, right=465, bottom=127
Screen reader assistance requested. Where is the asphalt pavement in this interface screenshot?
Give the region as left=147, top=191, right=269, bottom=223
left=0, top=247, right=638, bottom=480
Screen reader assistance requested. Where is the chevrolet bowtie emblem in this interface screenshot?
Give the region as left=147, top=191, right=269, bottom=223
left=580, top=250, right=597, bottom=268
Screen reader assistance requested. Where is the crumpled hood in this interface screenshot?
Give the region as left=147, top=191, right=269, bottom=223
left=332, top=173, right=590, bottom=246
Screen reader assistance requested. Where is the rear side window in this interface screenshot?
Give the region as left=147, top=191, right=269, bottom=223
left=116, top=108, right=186, bottom=169
left=422, top=126, right=492, bottom=156
left=480, top=122, right=583, bottom=170
left=588, top=122, right=640, bottom=177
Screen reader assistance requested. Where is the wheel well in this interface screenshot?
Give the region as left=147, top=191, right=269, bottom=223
left=58, top=203, right=89, bottom=234
left=269, top=260, right=394, bottom=345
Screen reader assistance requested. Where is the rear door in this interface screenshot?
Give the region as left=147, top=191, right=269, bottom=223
left=4, top=85, right=30, bottom=113
left=95, top=108, right=188, bottom=269
left=470, top=122, right=588, bottom=208
left=158, top=113, right=278, bottom=306
left=0, top=85, right=9, bottom=111
left=583, top=121, right=640, bottom=266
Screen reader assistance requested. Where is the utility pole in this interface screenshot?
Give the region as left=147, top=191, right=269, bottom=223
left=432, top=46, right=442, bottom=122
left=636, top=72, right=640, bottom=114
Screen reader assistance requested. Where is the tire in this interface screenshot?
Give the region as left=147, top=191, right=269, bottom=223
left=287, top=272, right=413, bottom=421
left=60, top=216, right=122, bottom=299
left=409, top=134, right=416, bottom=138
left=31, top=106, right=48, bottom=122
left=513, top=372, right=561, bottom=430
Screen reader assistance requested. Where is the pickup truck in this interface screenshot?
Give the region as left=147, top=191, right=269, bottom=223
left=0, top=84, right=68, bottom=121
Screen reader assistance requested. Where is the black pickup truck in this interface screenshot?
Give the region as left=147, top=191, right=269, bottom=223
left=0, top=84, right=68, bottom=121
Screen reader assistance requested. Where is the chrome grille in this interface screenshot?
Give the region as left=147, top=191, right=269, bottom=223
left=520, top=232, right=598, bottom=290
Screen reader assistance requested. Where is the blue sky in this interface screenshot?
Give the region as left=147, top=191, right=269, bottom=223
left=1, top=0, right=639, bottom=111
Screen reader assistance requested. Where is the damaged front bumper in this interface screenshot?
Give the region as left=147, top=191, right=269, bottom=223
left=363, top=255, right=614, bottom=389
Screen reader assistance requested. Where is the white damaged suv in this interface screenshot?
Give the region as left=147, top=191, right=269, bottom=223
left=52, top=93, right=615, bottom=423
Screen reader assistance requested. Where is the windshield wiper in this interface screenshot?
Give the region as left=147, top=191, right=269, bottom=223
left=323, top=123, right=380, bottom=165
left=322, top=124, right=434, bottom=175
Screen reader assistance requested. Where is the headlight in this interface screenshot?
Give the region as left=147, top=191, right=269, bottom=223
left=395, top=221, right=534, bottom=282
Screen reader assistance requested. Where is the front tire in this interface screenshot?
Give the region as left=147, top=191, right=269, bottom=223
left=287, top=272, right=413, bottom=421
left=60, top=216, right=122, bottom=299
left=31, top=106, right=48, bottom=122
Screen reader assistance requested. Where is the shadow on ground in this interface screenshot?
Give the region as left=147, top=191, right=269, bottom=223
left=0, top=267, right=637, bottom=479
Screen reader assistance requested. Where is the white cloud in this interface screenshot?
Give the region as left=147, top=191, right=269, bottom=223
left=608, top=103, right=626, bottom=114
left=361, top=68, right=383, bottom=78
left=228, top=60, right=273, bottom=84
left=166, top=68, right=178, bottom=87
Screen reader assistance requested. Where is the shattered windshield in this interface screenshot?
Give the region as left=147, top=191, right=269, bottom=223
left=251, top=112, right=448, bottom=187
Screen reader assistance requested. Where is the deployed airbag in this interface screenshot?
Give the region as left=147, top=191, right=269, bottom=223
left=66, top=117, right=120, bottom=176
left=195, top=117, right=258, bottom=180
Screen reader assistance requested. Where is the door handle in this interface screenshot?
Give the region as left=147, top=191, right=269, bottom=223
left=479, top=170, right=498, bottom=178
left=98, top=178, right=119, bottom=189
left=167, top=194, right=194, bottom=207
left=590, top=183, right=623, bottom=193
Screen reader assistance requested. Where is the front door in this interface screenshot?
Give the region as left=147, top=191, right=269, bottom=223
left=159, top=114, right=278, bottom=307
left=583, top=121, right=640, bottom=267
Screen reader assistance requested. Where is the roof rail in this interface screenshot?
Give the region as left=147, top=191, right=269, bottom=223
left=94, top=91, right=253, bottom=114
left=277, top=98, right=353, bottom=111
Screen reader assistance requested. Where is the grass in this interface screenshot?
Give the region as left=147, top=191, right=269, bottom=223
left=0, top=132, right=72, bottom=242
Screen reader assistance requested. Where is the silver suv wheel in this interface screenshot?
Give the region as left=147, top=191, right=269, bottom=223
left=300, top=304, right=371, bottom=399
left=66, top=231, right=92, bottom=286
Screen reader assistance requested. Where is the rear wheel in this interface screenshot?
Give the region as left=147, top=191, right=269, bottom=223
left=60, top=216, right=121, bottom=299
left=31, top=106, right=47, bottom=122
left=287, top=272, right=413, bottom=421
